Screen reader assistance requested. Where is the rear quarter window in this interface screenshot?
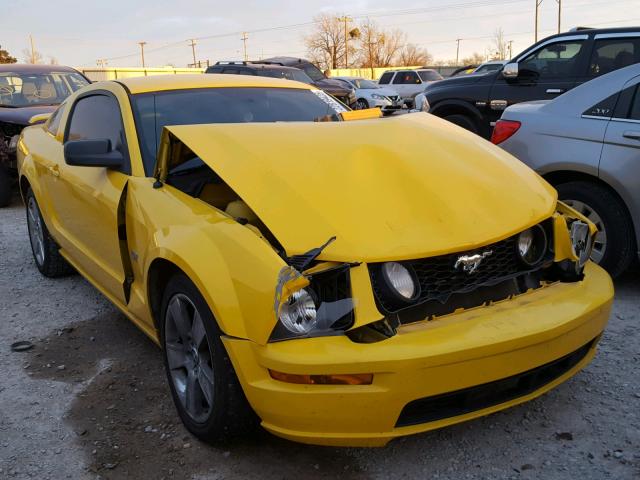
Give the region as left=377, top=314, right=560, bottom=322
left=378, top=72, right=394, bottom=84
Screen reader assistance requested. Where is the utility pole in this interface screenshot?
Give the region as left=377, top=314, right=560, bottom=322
left=508, top=40, right=514, bottom=59
left=188, top=39, right=197, bottom=66
left=138, top=41, right=147, bottom=68
left=455, top=38, right=462, bottom=65
left=29, top=35, right=36, bottom=64
left=241, top=32, right=248, bottom=61
left=337, top=15, right=352, bottom=68
left=557, top=0, right=562, bottom=33
left=534, top=0, right=544, bottom=42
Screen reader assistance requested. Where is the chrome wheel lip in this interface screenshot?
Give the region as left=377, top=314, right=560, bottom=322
left=164, top=293, right=214, bottom=423
left=563, top=199, right=607, bottom=264
left=27, top=196, right=45, bottom=266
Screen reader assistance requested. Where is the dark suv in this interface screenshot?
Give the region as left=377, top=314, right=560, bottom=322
left=258, top=57, right=357, bottom=108
left=206, top=60, right=356, bottom=108
left=423, top=27, right=640, bottom=138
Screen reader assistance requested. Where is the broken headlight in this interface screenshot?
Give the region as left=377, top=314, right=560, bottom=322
left=271, top=264, right=355, bottom=342
left=516, top=224, right=549, bottom=267
left=570, top=221, right=593, bottom=269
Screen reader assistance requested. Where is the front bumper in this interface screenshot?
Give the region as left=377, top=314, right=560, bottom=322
left=223, top=262, right=613, bottom=447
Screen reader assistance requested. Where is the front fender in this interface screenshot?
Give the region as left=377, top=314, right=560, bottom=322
left=430, top=99, right=484, bottom=122
left=127, top=178, right=284, bottom=346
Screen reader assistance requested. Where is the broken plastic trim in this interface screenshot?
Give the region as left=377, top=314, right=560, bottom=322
left=285, top=236, right=336, bottom=271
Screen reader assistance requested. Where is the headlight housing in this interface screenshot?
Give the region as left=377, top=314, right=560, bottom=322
left=371, top=93, right=386, bottom=100
left=569, top=221, right=592, bottom=268
left=278, top=288, right=317, bottom=334
left=381, top=262, right=419, bottom=301
left=8, top=134, right=19, bottom=153
left=516, top=224, right=548, bottom=266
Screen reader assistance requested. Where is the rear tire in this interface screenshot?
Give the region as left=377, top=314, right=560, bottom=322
left=25, top=188, right=74, bottom=277
left=160, top=274, right=257, bottom=443
left=444, top=114, right=478, bottom=134
left=0, top=165, right=11, bottom=208
left=556, top=181, right=635, bottom=278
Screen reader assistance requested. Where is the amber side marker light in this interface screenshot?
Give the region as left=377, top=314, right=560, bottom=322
left=269, top=370, right=373, bottom=385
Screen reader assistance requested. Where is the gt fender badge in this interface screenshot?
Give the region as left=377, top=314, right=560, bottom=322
left=454, top=250, right=493, bottom=274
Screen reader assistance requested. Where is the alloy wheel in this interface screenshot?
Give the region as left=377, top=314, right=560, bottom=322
left=164, top=293, right=215, bottom=423
left=27, top=196, right=45, bottom=266
left=563, top=199, right=607, bottom=264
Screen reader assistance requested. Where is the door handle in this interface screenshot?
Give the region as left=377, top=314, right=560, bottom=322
left=546, top=88, right=565, bottom=94
left=622, top=130, right=640, bottom=140
left=47, top=164, right=60, bottom=177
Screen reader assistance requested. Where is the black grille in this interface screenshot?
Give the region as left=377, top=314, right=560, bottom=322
left=369, top=225, right=553, bottom=324
left=395, top=337, right=597, bottom=427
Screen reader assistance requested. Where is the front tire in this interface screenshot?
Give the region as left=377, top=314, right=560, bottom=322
left=160, top=274, right=256, bottom=443
left=357, top=98, right=369, bottom=110
left=557, top=181, right=636, bottom=278
left=444, top=114, right=478, bottom=134
left=26, top=189, right=73, bottom=277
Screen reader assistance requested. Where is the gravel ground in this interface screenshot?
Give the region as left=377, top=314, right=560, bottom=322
left=1, top=195, right=639, bottom=480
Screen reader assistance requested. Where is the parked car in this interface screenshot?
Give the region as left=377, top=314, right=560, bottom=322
left=493, top=63, right=640, bottom=277
left=259, top=56, right=357, bottom=107
left=333, top=76, right=403, bottom=113
left=377, top=68, right=444, bottom=107
left=450, top=65, right=478, bottom=77
left=423, top=27, right=640, bottom=137
left=206, top=61, right=315, bottom=84
left=18, top=73, right=611, bottom=447
left=472, top=60, right=507, bottom=74
left=0, top=64, right=90, bottom=206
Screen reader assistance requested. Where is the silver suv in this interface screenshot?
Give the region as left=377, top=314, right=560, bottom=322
left=377, top=69, right=443, bottom=107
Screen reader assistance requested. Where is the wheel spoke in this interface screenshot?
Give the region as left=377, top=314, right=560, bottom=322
left=191, top=311, right=206, bottom=348
left=185, top=371, right=200, bottom=415
left=168, top=298, right=192, bottom=342
left=165, top=341, right=187, bottom=370
left=197, top=368, right=214, bottom=407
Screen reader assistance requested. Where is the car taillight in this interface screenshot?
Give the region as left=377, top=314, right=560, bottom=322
left=491, top=120, right=521, bottom=144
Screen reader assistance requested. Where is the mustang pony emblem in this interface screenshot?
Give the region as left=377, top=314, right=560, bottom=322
left=454, top=250, right=493, bottom=274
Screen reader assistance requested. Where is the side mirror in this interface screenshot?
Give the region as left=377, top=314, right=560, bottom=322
left=29, top=113, right=52, bottom=125
left=502, top=62, right=519, bottom=79
left=64, top=139, right=124, bottom=168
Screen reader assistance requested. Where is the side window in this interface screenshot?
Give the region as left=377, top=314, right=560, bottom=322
left=65, top=94, right=130, bottom=174
left=223, top=68, right=239, bottom=74
left=589, top=39, right=639, bottom=77
left=206, top=66, right=223, bottom=74
left=629, top=86, right=640, bottom=120
left=378, top=72, right=394, bottom=84
left=236, top=68, right=255, bottom=76
left=393, top=71, right=421, bottom=84
left=582, top=92, right=619, bottom=118
left=520, top=41, right=584, bottom=79
left=46, top=104, right=65, bottom=136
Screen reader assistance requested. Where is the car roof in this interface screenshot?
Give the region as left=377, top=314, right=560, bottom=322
left=0, top=64, right=81, bottom=74
left=115, top=73, right=316, bottom=94
left=212, top=63, right=304, bottom=72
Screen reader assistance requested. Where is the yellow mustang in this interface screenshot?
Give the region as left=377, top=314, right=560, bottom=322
left=17, top=74, right=613, bottom=447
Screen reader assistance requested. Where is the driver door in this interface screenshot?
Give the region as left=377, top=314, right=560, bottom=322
left=43, top=91, right=131, bottom=304
left=488, top=38, right=588, bottom=126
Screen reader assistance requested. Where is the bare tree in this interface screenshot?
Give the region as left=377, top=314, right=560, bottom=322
left=48, top=56, right=59, bottom=65
left=0, top=48, right=17, bottom=64
left=491, top=28, right=508, bottom=60
left=461, top=52, right=486, bottom=65
left=398, top=43, right=433, bottom=66
left=305, top=13, right=357, bottom=70
left=357, top=20, right=405, bottom=68
left=22, top=48, right=43, bottom=64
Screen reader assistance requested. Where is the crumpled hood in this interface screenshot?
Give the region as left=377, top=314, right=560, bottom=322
left=0, top=105, right=57, bottom=126
left=163, top=113, right=556, bottom=262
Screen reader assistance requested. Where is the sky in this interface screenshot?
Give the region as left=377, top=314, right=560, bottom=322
left=1, top=0, right=639, bottom=68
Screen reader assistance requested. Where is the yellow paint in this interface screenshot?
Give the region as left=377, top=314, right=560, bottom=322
left=17, top=75, right=613, bottom=446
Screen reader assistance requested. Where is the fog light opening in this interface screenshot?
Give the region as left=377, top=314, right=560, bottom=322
left=269, top=370, right=373, bottom=385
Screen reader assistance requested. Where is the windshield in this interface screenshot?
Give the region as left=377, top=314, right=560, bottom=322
left=132, top=87, right=346, bottom=174
left=351, top=78, right=379, bottom=89
left=259, top=68, right=314, bottom=84
left=418, top=70, right=444, bottom=82
left=298, top=63, right=325, bottom=82
left=0, top=71, right=88, bottom=108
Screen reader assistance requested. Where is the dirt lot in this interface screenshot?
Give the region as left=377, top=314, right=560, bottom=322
left=1, top=196, right=639, bottom=480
